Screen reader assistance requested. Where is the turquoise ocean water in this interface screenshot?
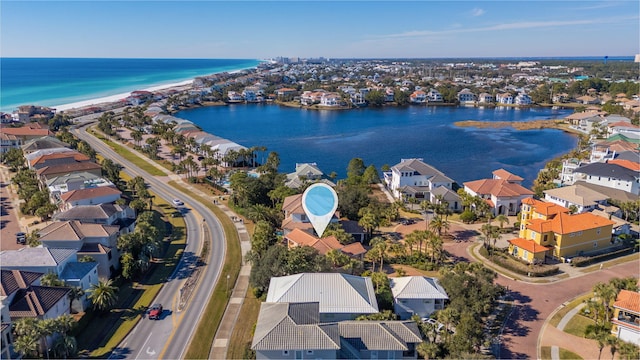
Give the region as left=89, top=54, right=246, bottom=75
left=0, top=58, right=262, bottom=112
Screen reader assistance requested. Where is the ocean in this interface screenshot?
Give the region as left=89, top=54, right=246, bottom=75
left=0, top=58, right=262, bottom=112
left=176, top=104, right=577, bottom=187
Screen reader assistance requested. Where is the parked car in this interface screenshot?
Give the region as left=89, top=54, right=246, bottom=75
left=16, top=232, right=26, bottom=244
left=149, top=303, right=163, bottom=320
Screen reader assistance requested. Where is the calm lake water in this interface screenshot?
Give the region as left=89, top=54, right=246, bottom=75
left=177, top=104, right=576, bottom=187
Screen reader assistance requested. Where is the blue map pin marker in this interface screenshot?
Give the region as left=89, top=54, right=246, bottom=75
left=301, top=183, right=338, bottom=238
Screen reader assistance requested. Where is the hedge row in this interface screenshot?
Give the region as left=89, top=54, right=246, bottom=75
left=570, top=247, right=635, bottom=267
left=480, top=247, right=559, bottom=277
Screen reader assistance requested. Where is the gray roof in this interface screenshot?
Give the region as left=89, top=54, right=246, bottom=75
left=389, top=276, right=449, bottom=300
left=1, top=270, right=43, bottom=297
left=613, top=151, right=640, bottom=162
left=338, top=321, right=422, bottom=351
left=266, top=273, right=379, bottom=315
left=53, top=203, right=128, bottom=222
left=252, top=302, right=341, bottom=351
left=46, top=171, right=101, bottom=186
left=392, top=159, right=453, bottom=183
left=0, top=248, right=77, bottom=268
left=21, top=136, right=69, bottom=153
left=431, top=186, right=461, bottom=201
left=60, top=262, right=98, bottom=282
left=575, top=162, right=639, bottom=181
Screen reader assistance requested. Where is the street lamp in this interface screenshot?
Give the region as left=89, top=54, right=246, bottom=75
left=226, top=274, right=230, bottom=295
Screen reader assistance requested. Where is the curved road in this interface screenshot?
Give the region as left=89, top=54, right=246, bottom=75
left=444, top=240, right=639, bottom=359
left=72, top=123, right=226, bottom=359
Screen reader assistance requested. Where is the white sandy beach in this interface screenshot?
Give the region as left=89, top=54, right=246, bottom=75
left=52, top=66, right=257, bottom=113
left=52, top=79, right=195, bottom=112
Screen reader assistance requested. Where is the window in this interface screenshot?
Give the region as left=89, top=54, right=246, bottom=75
left=593, top=242, right=598, bottom=248
left=306, top=350, right=314, bottom=355
left=282, top=350, right=289, bottom=356
left=597, top=228, right=601, bottom=235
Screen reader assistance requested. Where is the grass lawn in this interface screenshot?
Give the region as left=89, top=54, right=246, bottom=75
left=170, top=181, right=242, bottom=360
left=562, top=314, right=594, bottom=337
left=549, top=293, right=592, bottom=328
left=89, top=127, right=167, bottom=176
left=226, top=289, right=261, bottom=359
left=540, top=346, right=583, bottom=360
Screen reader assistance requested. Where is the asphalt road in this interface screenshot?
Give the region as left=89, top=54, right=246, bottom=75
left=72, top=123, right=226, bottom=359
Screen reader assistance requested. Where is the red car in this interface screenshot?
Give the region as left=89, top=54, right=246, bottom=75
left=149, top=304, right=163, bottom=320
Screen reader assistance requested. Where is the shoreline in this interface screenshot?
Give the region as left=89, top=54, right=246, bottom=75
left=12, top=64, right=262, bottom=113
left=454, top=119, right=585, bottom=136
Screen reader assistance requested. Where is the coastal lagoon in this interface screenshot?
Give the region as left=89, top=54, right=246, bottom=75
left=177, top=104, right=576, bottom=187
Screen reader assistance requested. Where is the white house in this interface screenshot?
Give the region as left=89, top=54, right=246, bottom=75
left=573, top=162, right=640, bottom=195
left=478, top=92, right=494, bottom=104
left=389, top=276, right=449, bottom=320
left=384, top=158, right=455, bottom=202
left=265, top=273, right=379, bottom=321
left=611, top=290, right=640, bottom=346
left=496, top=93, right=514, bottom=104
left=463, top=169, right=534, bottom=216
left=515, top=93, right=532, bottom=105
left=427, top=88, right=443, bottom=102
left=457, top=89, right=476, bottom=104
left=543, top=185, right=609, bottom=213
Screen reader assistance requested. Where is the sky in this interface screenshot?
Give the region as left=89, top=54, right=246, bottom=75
left=1, top=1, right=638, bottom=59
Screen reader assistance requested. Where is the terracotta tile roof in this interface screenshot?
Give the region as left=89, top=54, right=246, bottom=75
left=30, top=151, right=90, bottom=167
left=464, top=179, right=533, bottom=197
left=613, top=290, right=640, bottom=313
left=36, top=161, right=102, bottom=177
left=508, top=238, right=551, bottom=253
left=531, top=200, right=570, bottom=216
left=527, top=212, right=615, bottom=234
left=60, top=186, right=122, bottom=202
left=608, top=159, right=640, bottom=171
left=1, top=270, right=43, bottom=297
left=285, top=228, right=366, bottom=256
left=492, top=168, right=524, bottom=181
left=0, top=127, right=52, bottom=137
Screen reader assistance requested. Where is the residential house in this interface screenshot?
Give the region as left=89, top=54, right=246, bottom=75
left=36, top=161, right=103, bottom=183
left=543, top=184, right=609, bottom=213
left=559, top=158, right=584, bottom=185
left=16, top=105, right=55, bottom=122
left=266, top=273, right=379, bottom=321
left=242, top=89, right=257, bottom=102
left=0, top=132, right=21, bottom=154
left=59, top=186, right=122, bottom=211
left=477, top=92, right=494, bottom=104
left=510, top=198, right=615, bottom=262
left=1, top=270, right=43, bottom=359
left=496, top=93, right=514, bottom=104
left=47, top=172, right=115, bottom=203
left=251, top=302, right=421, bottom=360
left=284, top=228, right=366, bottom=259
left=53, top=203, right=136, bottom=231
left=285, top=162, right=326, bottom=189
left=591, top=209, right=631, bottom=237
left=515, top=93, right=532, bottom=105
left=281, top=194, right=339, bottom=235
left=0, top=125, right=53, bottom=143
left=430, top=186, right=462, bottom=212
left=457, top=89, right=476, bottom=104
left=37, top=220, right=120, bottom=278
left=426, top=89, right=443, bottom=102
left=0, top=248, right=77, bottom=276
left=276, top=88, right=297, bottom=100
left=21, top=137, right=69, bottom=155
left=227, top=91, right=244, bottom=102
left=384, top=158, right=455, bottom=203
left=320, top=93, right=341, bottom=107
left=389, top=276, right=449, bottom=319
left=573, top=162, right=640, bottom=195
left=611, top=290, right=640, bottom=346
left=385, top=88, right=395, bottom=102
left=409, top=90, right=426, bottom=104
left=463, top=169, right=534, bottom=216
left=29, top=150, right=90, bottom=170
left=576, top=95, right=599, bottom=105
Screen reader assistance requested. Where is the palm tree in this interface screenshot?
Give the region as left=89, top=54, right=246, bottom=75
left=495, top=214, right=510, bottom=232
left=88, top=279, right=119, bottom=312
left=68, top=286, right=85, bottom=313
left=594, top=282, right=617, bottom=323
left=605, top=336, right=619, bottom=360
left=585, top=323, right=610, bottom=360
left=416, top=341, right=439, bottom=360
left=40, top=272, right=65, bottom=287
left=13, top=333, right=39, bottom=358
left=618, top=341, right=640, bottom=360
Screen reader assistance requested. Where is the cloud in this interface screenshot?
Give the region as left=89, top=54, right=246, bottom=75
left=375, top=15, right=638, bottom=39
left=471, top=8, right=485, bottom=17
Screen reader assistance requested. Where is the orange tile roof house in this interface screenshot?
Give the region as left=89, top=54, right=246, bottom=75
left=463, top=169, right=534, bottom=216
left=29, top=150, right=90, bottom=169
left=284, top=228, right=366, bottom=259
left=0, top=126, right=53, bottom=140
left=611, top=290, right=640, bottom=346
left=510, top=198, right=615, bottom=263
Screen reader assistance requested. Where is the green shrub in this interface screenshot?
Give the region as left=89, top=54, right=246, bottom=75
left=571, top=248, right=635, bottom=267
left=460, top=210, right=476, bottom=223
